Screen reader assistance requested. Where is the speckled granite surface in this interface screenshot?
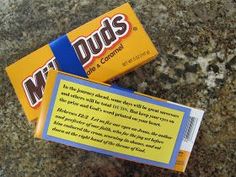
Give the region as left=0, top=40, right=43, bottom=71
left=0, top=0, right=235, bottom=176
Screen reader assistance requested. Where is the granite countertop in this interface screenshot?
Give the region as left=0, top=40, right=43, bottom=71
left=0, top=0, right=235, bottom=176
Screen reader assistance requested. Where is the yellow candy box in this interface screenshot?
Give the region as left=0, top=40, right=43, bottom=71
left=35, top=70, right=204, bottom=172
left=6, top=3, right=158, bottom=121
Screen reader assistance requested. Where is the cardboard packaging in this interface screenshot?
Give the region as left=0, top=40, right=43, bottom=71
left=6, top=3, right=158, bottom=121
left=35, top=70, right=204, bottom=172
